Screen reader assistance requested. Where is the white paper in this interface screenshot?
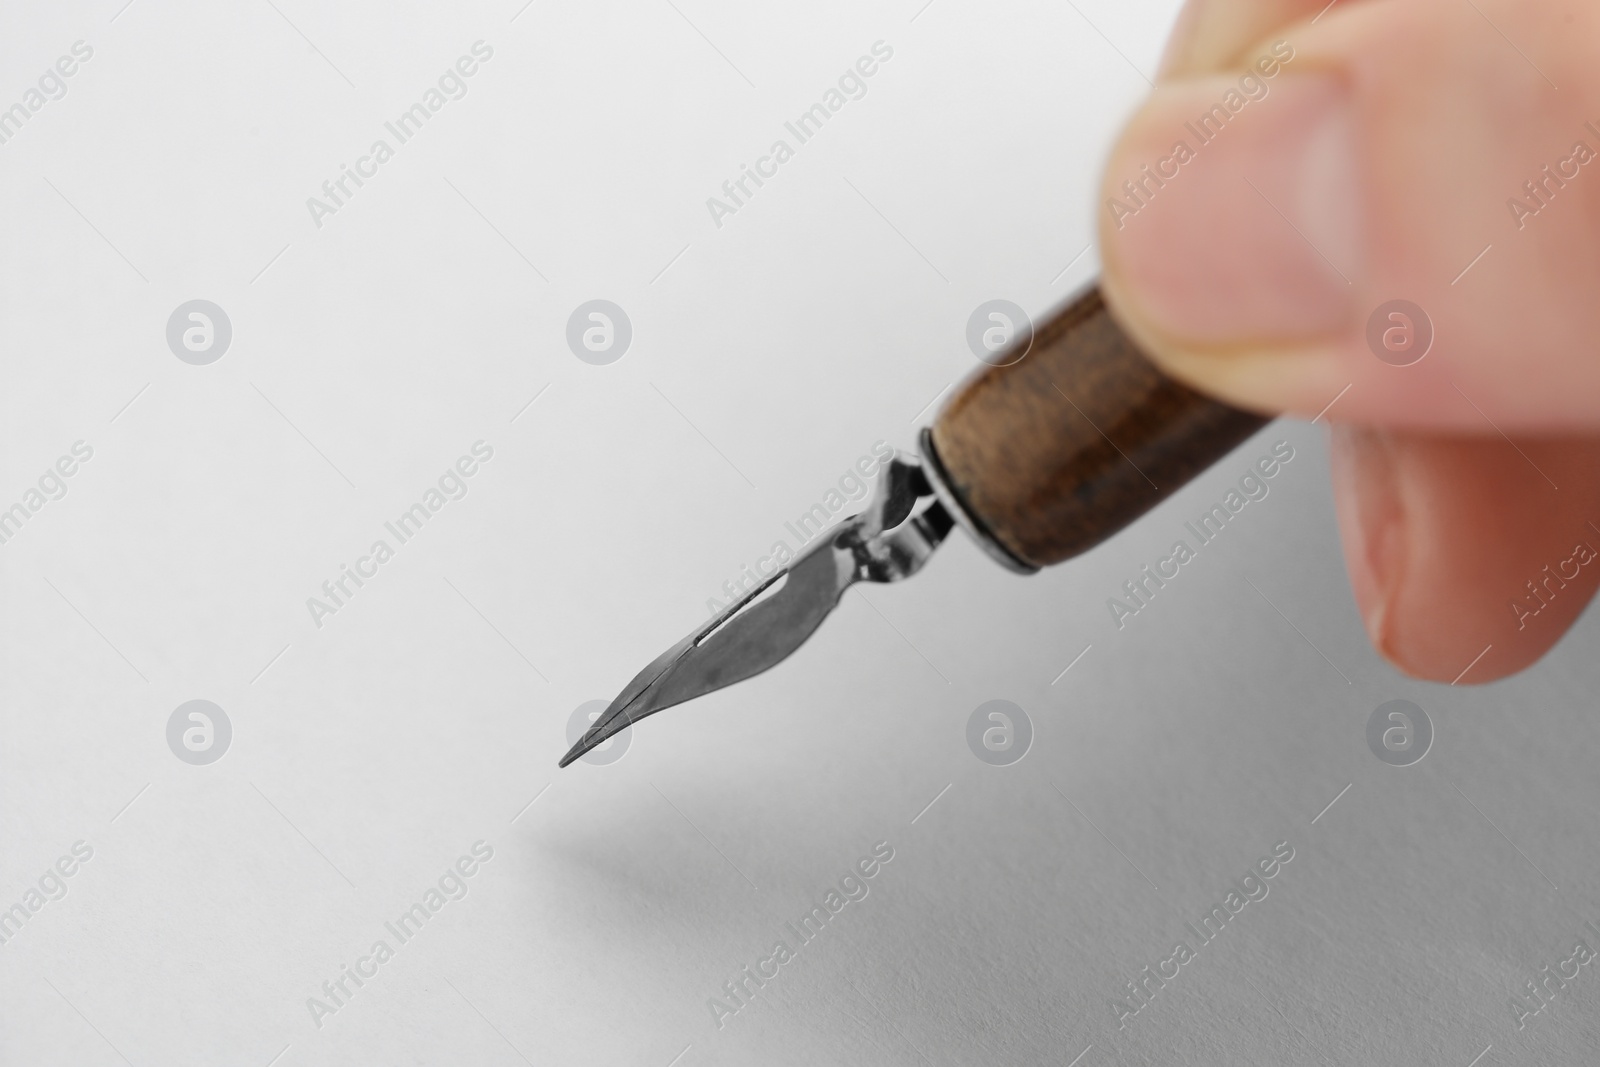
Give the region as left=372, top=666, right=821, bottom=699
left=4, top=1, right=1597, bottom=1064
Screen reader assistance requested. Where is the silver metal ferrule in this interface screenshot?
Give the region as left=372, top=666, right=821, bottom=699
left=917, top=426, right=1039, bottom=575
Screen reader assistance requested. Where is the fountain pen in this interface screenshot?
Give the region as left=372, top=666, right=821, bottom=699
left=560, top=282, right=1267, bottom=767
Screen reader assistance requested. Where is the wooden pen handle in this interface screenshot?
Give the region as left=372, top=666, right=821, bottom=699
left=928, top=285, right=1268, bottom=569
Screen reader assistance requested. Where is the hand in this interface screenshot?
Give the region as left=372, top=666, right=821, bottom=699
left=1097, top=0, right=1600, bottom=683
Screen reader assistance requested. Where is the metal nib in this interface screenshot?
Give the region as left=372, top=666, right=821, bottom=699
left=559, top=452, right=953, bottom=767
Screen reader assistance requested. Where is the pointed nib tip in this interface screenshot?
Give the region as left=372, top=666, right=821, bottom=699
left=557, top=737, right=591, bottom=769
left=559, top=720, right=616, bottom=769
left=558, top=711, right=636, bottom=769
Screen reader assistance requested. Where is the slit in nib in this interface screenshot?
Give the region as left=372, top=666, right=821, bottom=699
left=558, top=728, right=602, bottom=768
left=558, top=714, right=628, bottom=767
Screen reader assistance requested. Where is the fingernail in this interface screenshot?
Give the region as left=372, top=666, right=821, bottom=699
left=1101, top=73, right=1360, bottom=346
left=1330, top=426, right=1404, bottom=651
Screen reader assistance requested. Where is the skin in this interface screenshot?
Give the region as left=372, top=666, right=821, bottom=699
left=1098, top=0, right=1600, bottom=683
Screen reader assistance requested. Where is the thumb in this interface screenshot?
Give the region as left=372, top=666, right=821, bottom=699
left=1097, top=0, right=1600, bottom=433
